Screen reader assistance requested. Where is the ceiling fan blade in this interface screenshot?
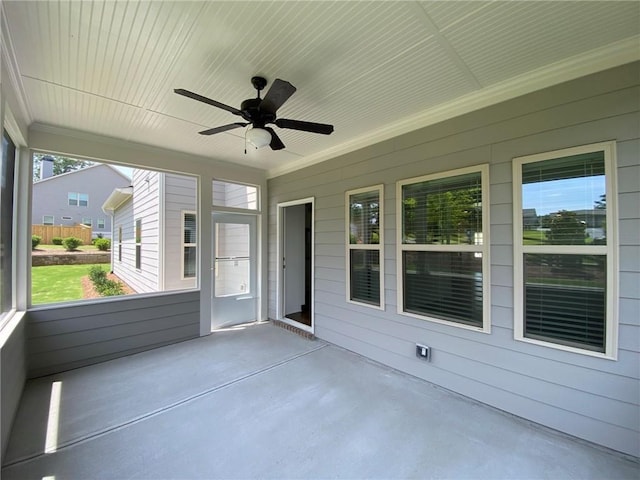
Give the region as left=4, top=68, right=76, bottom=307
left=264, top=127, right=285, bottom=150
left=275, top=118, right=334, bottom=135
left=174, top=89, right=243, bottom=116
left=198, top=123, right=248, bottom=135
left=260, top=79, right=297, bottom=114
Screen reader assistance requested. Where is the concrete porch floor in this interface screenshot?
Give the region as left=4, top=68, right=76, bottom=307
left=3, top=322, right=638, bottom=479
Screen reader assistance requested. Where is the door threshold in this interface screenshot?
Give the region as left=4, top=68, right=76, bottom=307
left=271, top=319, right=315, bottom=339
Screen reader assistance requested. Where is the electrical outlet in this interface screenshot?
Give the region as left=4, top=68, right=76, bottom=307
left=416, top=343, right=431, bottom=361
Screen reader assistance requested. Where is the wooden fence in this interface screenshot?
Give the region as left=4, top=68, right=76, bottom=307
left=32, top=224, right=93, bottom=245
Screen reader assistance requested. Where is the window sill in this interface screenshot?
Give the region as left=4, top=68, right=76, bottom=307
left=398, top=308, right=490, bottom=334
left=514, top=335, right=616, bottom=361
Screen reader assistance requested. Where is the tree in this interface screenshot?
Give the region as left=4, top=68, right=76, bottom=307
left=547, top=210, right=586, bottom=245
left=594, top=194, right=606, bottom=210
left=33, top=154, right=93, bottom=182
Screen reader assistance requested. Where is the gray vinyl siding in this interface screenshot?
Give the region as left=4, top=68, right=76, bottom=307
left=112, top=170, right=161, bottom=293
left=163, top=173, right=197, bottom=290
left=26, top=291, right=200, bottom=378
left=32, top=164, right=129, bottom=238
left=1, top=314, right=27, bottom=462
left=267, top=62, right=640, bottom=457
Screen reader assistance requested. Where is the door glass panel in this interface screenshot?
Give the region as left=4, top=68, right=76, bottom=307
left=212, top=214, right=257, bottom=330
left=215, top=223, right=250, bottom=297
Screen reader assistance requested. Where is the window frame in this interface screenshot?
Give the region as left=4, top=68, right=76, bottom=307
left=181, top=210, right=197, bottom=280
left=68, top=192, right=78, bottom=206
left=97, top=218, right=105, bottom=229
left=345, top=184, right=384, bottom=310
left=42, top=215, right=54, bottom=226
left=1, top=130, right=17, bottom=325
left=396, top=164, right=491, bottom=333
left=118, top=225, right=122, bottom=263
left=512, top=141, right=618, bottom=359
left=81, top=217, right=92, bottom=227
left=212, top=179, right=259, bottom=211
left=135, top=218, right=142, bottom=270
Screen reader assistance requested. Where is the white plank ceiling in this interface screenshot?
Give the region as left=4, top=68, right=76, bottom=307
left=3, top=1, right=639, bottom=176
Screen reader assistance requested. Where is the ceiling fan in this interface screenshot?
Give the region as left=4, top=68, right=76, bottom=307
left=174, top=76, right=334, bottom=151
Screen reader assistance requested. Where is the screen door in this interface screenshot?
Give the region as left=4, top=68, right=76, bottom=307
left=211, top=213, right=257, bottom=329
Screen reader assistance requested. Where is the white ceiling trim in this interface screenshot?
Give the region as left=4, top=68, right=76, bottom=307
left=267, top=35, right=640, bottom=179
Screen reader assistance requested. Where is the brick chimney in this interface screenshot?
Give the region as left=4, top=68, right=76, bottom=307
left=40, top=155, right=54, bottom=180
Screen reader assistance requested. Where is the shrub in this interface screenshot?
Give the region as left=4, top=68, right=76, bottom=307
left=52, top=237, right=63, bottom=245
left=94, top=238, right=111, bottom=251
left=32, top=235, right=42, bottom=250
left=99, top=280, right=124, bottom=296
left=88, top=265, right=107, bottom=284
left=88, top=266, right=124, bottom=297
left=62, top=237, right=83, bottom=251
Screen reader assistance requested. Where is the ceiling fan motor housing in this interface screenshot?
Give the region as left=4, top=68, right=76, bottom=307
left=240, top=97, right=276, bottom=127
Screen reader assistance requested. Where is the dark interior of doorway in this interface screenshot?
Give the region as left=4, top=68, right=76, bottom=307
left=286, top=203, right=312, bottom=326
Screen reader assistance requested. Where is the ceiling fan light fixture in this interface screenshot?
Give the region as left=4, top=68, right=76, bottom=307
left=246, top=127, right=271, bottom=148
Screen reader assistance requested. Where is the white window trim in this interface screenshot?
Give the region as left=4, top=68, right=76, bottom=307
left=97, top=218, right=105, bottom=229
left=181, top=210, right=197, bottom=280
left=68, top=192, right=78, bottom=206
left=135, top=218, right=142, bottom=271
left=43, top=215, right=54, bottom=225
left=396, top=164, right=491, bottom=333
left=512, top=141, right=618, bottom=359
left=345, top=184, right=384, bottom=310
left=81, top=217, right=92, bottom=227
left=118, top=225, right=122, bottom=263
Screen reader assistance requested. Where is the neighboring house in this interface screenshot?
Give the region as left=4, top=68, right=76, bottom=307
left=522, top=208, right=538, bottom=229
left=102, top=169, right=198, bottom=293
left=32, top=158, right=131, bottom=239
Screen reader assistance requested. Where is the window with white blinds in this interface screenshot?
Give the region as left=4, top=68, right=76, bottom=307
left=397, top=165, right=490, bottom=331
left=513, top=142, right=617, bottom=357
left=346, top=185, right=383, bottom=308
left=183, top=211, right=197, bottom=279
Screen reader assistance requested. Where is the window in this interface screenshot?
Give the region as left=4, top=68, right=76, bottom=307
left=397, top=165, right=489, bottom=331
left=135, top=219, right=142, bottom=270
left=346, top=185, right=383, bottom=308
left=43, top=215, right=54, bottom=225
left=182, top=212, right=197, bottom=279
left=513, top=142, right=617, bottom=357
left=118, top=225, right=122, bottom=262
left=212, top=180, right=258, bottom=210
left=68, top=192, right=88, bottom=206
left=31, top=159, right=198, bottom=305
left=1, top=131, right=16, bottom=320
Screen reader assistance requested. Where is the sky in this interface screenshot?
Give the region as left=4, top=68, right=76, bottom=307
left=522, top=176, right=605, bottom=215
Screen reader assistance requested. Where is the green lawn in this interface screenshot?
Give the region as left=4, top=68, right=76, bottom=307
left=31, top=263, right=109, bottom=305
left=523, top=230, right=547, bottom=245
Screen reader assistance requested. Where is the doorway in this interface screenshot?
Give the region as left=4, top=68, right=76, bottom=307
left=278, top=198, right=314, bottom=333
left=211, top=213, right=257, bottom=330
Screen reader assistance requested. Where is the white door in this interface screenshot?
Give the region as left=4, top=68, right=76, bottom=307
left=211, top=213, right=257, bottom=329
